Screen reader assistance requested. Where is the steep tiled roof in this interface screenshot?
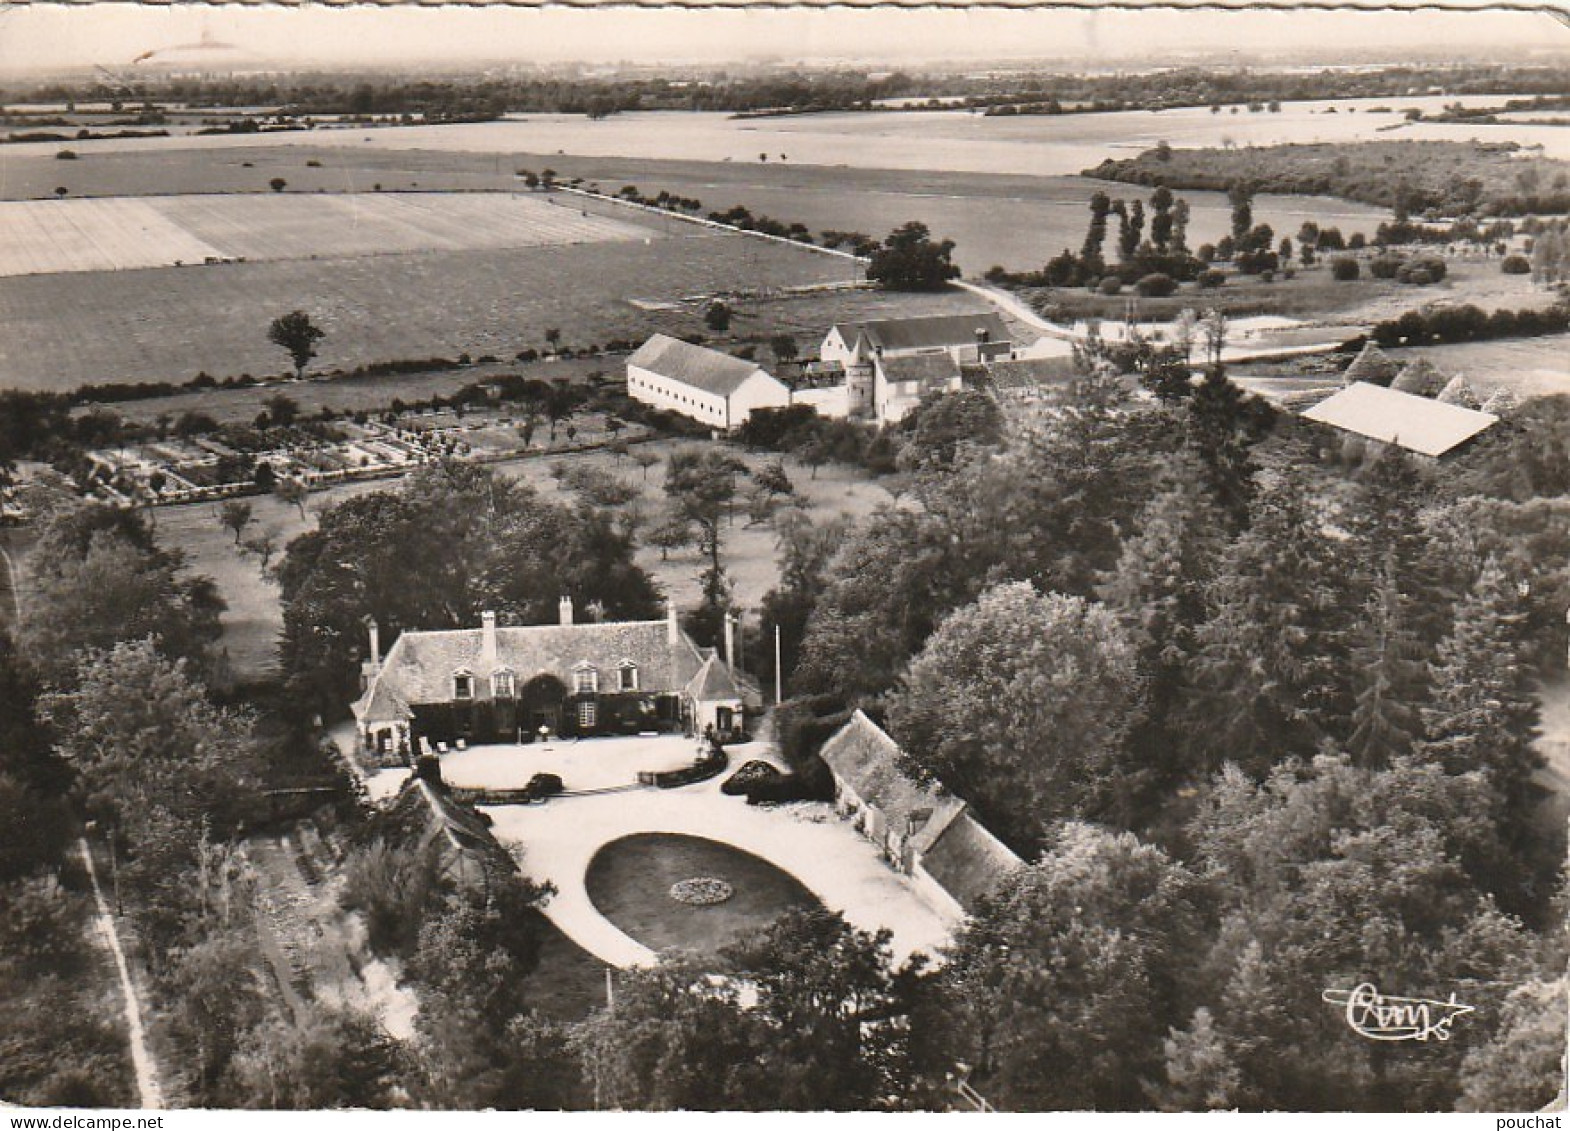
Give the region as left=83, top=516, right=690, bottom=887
left=379, top=777, right=518, bottom=892
left=1341, top=341, right=1401, bottom=387
left=354, top=677, right=412, bottom=727
left=627, top=334, right=774, bottom=398
left=685, top=653, right=745, bottom=703
left=920, top=812, right=1023, bottom=914
left=856, top=312, right=1011, bottom=354
left=985, top=355, right=1079, bottom=391
left=876, top=352, right=962, bottom=387
left=358, top=618, right=707, bottom=722
left=1301, top=381, right=1497, bottom=458
left=819, top=711, right=965, bottom=853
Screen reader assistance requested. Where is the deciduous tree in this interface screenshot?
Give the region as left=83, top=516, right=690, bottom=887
left=17, top=505, right=223, bottom=684
left=267, top=311, right=325, bottom=380
left=218, top=499, right=254, bottom=545
left=866, top=221, right=961, bottom=291
left=888, top=582, right=1141, bottom=851
left=939, top=824, right=1204, bottom=1110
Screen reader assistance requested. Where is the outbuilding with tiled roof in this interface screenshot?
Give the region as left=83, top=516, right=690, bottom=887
left=873, top=352, right=964, bottom=424
left=818, top=710, right=1022, bottom=918
left=626, top=333, right=791, bottom=430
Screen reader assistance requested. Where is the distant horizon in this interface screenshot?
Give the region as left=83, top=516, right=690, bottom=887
left=1, top=3, right=1566, bottom=81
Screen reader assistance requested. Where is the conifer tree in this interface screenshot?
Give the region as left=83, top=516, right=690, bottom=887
left=1184, top=474, right=1357, bottom=771
left=1081, top=192, right=1112, bottom=274
left=1419, top=558, right=1540, bottom=812
left=1345, top=562, right=1430, bottom=766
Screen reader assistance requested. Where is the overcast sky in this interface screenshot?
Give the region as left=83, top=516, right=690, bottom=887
left=0, top=3, right=1562, bottom=76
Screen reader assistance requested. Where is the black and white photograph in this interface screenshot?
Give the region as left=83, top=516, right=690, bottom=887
left=0, top=0, right=1567, bottom=1115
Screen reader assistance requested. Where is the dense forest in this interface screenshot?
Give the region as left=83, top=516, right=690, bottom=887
left=754, top=363, right=1570, bottom=1111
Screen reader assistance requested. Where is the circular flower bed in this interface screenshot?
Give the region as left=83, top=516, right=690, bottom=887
left=669, top=877, right=734, bottom=906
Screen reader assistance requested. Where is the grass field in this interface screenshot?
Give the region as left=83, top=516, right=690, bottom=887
left=1, top=140, right=1389, bottom=274
left=0, top=191, right=654, bottom=277
left=159, top=438, right=894, bottom=681
left=1393, top=335, right=1570, bottom=397
left=1015, top=254, right=1551, bottom=328
left=79, top=284, right=997, bottom=434
left=534, top=156, right=1389, bottom=275
left=0, top=226, right=846, bottom=392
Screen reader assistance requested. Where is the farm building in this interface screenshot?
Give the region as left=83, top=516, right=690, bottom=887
left=353, top=598, right=755, bottom=758
left=818, top=710, right=1022, bottom=918
left=873, top=353, right=965, bottom=424
left=380, top=767, right=520, bottom=898
left=1300, top=381, right=1498, bottom=458
left=626, top=333, right=791, bottom=430
left=982, top=355, right=1083, bottom=406
left=820, top=311, right=1013, bottom=421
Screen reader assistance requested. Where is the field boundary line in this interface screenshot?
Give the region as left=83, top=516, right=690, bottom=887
left=555, top=184, right=869, bottom=268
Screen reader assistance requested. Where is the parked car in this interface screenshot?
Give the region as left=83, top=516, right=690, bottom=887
left=524, top=772, right=565, bottom=801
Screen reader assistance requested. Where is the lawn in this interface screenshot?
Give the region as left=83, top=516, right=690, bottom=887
left=498, top=438, right=897, bottom=616
left=158, top=435, right=895, bottom=682
left=1392, top=334, right=1570, bottom=398
left=154, top=478, right=391, bottom=680
left=584, top=832, right=821, bottom=956
left=0, top=226, right=846, bottom=392
left=528, top=914, right=612, bottom=1023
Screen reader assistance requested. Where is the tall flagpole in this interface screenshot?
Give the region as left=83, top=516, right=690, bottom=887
left=774, top=624, right=783, bottom=705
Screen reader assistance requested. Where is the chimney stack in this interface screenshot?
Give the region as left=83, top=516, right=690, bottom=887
left=559, top=596, right=574, bottom=626
left=480, top=610, right=497, bottom=665
left=723, top=611, right=736, bottom=669
left=666, top=599, right=680, bottom=646
left=365, top=617, right=381, bottom=666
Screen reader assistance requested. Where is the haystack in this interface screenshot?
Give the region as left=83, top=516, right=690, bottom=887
left=1341, top=341, right=1401, bottom=387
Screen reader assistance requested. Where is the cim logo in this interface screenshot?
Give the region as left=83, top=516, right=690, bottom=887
left=1322, top=982, right=1476, bottom=1043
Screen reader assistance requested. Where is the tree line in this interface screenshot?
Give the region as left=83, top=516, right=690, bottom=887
left=1089, top=139, right=1570, bottom=219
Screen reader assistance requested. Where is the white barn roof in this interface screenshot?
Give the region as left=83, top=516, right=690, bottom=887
left=627, top=334, right=773, bottom=398
left=1301, top=381, right=1498, bottom=458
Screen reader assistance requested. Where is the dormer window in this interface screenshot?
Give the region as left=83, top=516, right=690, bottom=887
left=453, top=671, right=474, bottom=700
left=492, top=670, right=515, bottom=698
left=573, top=664, right=599, bottom=694
left=618, top=661, right=638, bottom=692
